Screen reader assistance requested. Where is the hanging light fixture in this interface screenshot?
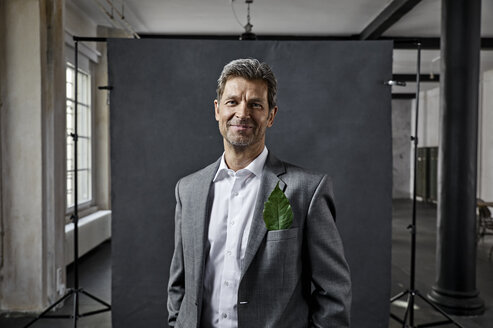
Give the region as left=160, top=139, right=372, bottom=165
left=232, top=0, right=256, bottom=40
left=240, top=0, right=256, bottom=40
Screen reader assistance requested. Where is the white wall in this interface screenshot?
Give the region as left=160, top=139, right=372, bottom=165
left=391, top=87, right=441, bottom=200
left=392, top=100, right=412, bottom=198
left=407, top=70, right=493, bottom=202
left=414, top=87, right=440, bottom=148
left=65, top=0, right=98, bottom=37
left=479, top=70, right=493, bottom=201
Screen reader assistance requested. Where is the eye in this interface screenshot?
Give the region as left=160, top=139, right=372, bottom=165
left=225, top=100, right=237, bottom=106
left=250, top=102, right=263, bottom=109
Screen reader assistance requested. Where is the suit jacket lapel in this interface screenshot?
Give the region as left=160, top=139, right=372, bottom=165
left=241, top=153, right=286, bottom=280
left=192, top=158, right=220, bottom=303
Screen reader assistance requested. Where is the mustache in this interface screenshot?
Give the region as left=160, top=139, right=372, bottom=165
left=227, top=119, right=256, bottom=127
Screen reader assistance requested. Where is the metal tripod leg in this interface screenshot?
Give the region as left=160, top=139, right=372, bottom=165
left=23, top=289, right=75, bottom=327
left=414, top=291, right=464, bottom=328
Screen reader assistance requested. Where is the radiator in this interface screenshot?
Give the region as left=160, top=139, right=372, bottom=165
left=64, top=210, right=111, bottom=265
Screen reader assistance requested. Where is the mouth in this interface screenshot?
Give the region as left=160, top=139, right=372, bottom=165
left=227, top=121, right=255, bottom=131
left=229, top=124, right=253, bottom=130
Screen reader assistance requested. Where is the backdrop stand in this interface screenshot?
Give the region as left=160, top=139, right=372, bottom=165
left=389, top=41, right=464, bottom=328
left=24, top=37, right=111, bottom=328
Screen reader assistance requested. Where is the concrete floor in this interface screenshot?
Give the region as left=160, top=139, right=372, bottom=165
left=389, top=199, right=493, bottom=328
left=1, top=199, right=493, bottom=327
left=0, top=241, right=112, bottom=328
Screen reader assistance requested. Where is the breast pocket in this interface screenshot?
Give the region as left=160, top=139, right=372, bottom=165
left=266, top=227, right=299, bottom=241
left=263, top=227, right=302, bottom=290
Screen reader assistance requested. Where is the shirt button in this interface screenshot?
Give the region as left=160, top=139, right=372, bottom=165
left=230, top=220, right=235, bottom=225
left=222, top=313, right=227, bottom=318
left=224, top=281, right=229, bottom=286
left=226, top=250, right=232, bottom=256
left=232, top=192, right=238, bottom=197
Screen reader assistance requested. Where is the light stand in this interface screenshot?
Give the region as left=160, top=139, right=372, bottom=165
left=389, top=42, right=463, bottom=328
left=24, top=39, right=111, bottom=328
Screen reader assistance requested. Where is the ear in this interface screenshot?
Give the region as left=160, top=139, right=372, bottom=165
left=267, top=106, right=278, bottom=127
left=214, top=99, right=220, bottom=121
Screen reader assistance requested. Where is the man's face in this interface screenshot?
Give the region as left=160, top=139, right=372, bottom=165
left=215, top=77, right=277, bottom=150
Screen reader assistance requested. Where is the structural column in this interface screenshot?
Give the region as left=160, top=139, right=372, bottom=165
left=428, top=0, right=484, bottom=315
left=0, top=0, right=65, bottom=311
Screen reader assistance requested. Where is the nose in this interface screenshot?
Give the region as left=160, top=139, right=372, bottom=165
left=235, top=102, right=250, bottom=119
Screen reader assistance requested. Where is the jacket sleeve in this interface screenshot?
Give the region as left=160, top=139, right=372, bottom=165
left=305, top=175, right=352, bottom=327
left=167, top=179, right=185, bottom=326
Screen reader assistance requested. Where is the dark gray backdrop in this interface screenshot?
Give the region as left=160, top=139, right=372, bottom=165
left=108, top=39, right=393, bottom=327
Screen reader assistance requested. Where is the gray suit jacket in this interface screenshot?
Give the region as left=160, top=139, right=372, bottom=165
left=168, top=153, right=351, bottom=328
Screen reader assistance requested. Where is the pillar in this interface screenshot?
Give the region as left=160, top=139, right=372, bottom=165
left=428, top=0, right=484, bottom=315
left=0, top=0, right=65, bottom=311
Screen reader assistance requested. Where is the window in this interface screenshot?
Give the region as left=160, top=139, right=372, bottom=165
left=66, top=64, right=92, bottom=210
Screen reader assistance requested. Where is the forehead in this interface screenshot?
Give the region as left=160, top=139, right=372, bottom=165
left=222, top=77, right=268, bottom=98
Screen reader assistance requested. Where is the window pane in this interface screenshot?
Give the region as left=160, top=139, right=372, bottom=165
left=77, top=105, right=90, bottom=138
left=77, top=72, right=90, bottom=105
left=67, top=81, right=74, bottom=100
left=78, top=138, right=90, bottom=170
left=77, top=73, right=83, bottom=103
left=67, top=135, right=74, bottom=172
left=67, top=170, right=74, bottom=208
left=66, top=170, right=92, bottom=207
left=66, top=101, right=74, bottom=134
left=66, top=64, right=92, bottom=209
left=66, top=67, right=74, bottom=100
left=66, top=66, right=74, bottom=83
left=78, top=169, right=92, bottom=204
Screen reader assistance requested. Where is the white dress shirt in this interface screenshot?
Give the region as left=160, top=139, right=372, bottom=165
left=201, top=147, right=268, bottom=328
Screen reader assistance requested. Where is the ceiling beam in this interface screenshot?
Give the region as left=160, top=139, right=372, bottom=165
left=359, top=0, right=423, bottom=40
left=139, top=34, right=353, bottom=41
left=389, top=37, right=493, bottom=50
left=138, top=34, right=493, bottom=51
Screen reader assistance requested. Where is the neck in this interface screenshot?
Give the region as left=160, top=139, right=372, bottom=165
left=223, top=141, right=264, bottom=171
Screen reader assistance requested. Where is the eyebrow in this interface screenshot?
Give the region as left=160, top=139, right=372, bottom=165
left=223, top=94, right=238, bottom=99
left=222, top=95, right=266, bottom=103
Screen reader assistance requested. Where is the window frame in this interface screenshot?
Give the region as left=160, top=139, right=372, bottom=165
left=65, top=62, right=96, bottom=217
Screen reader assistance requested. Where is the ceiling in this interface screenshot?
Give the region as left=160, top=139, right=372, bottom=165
left=71, top=0, right=493, bottom=97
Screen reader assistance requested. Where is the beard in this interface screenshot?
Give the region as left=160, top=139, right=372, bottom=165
left=221, top=118, right=263, bottom=148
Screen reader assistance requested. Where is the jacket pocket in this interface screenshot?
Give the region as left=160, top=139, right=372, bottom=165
left=266, top=227, right=299, bottom=241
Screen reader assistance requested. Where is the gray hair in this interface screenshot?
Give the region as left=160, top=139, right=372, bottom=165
left=216, top=58, right=277, bottom=110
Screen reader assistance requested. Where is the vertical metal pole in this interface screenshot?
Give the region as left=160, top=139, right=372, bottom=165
left=429, top=0, right=484, bottom=315
left=22, top=36, right=110, bottom=328
left=408, top=42, right=421, bottom=327
left=73, top=40, right=79, bottom=327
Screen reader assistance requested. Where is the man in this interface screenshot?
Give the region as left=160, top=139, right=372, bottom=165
left=168, top=58, right=351, bottom=328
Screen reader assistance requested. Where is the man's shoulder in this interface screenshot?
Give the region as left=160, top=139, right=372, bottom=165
left=277, top=158, right=336, bottom=216
left=177, top=159, right=220, bottom=188
left=277, top=158, right=327, bottom=184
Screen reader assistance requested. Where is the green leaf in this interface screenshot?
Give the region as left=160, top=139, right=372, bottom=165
left=263, top=182, right=293, bottom=231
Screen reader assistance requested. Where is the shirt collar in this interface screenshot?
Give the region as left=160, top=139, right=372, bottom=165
left=213, top=147, right=269, bottom=182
